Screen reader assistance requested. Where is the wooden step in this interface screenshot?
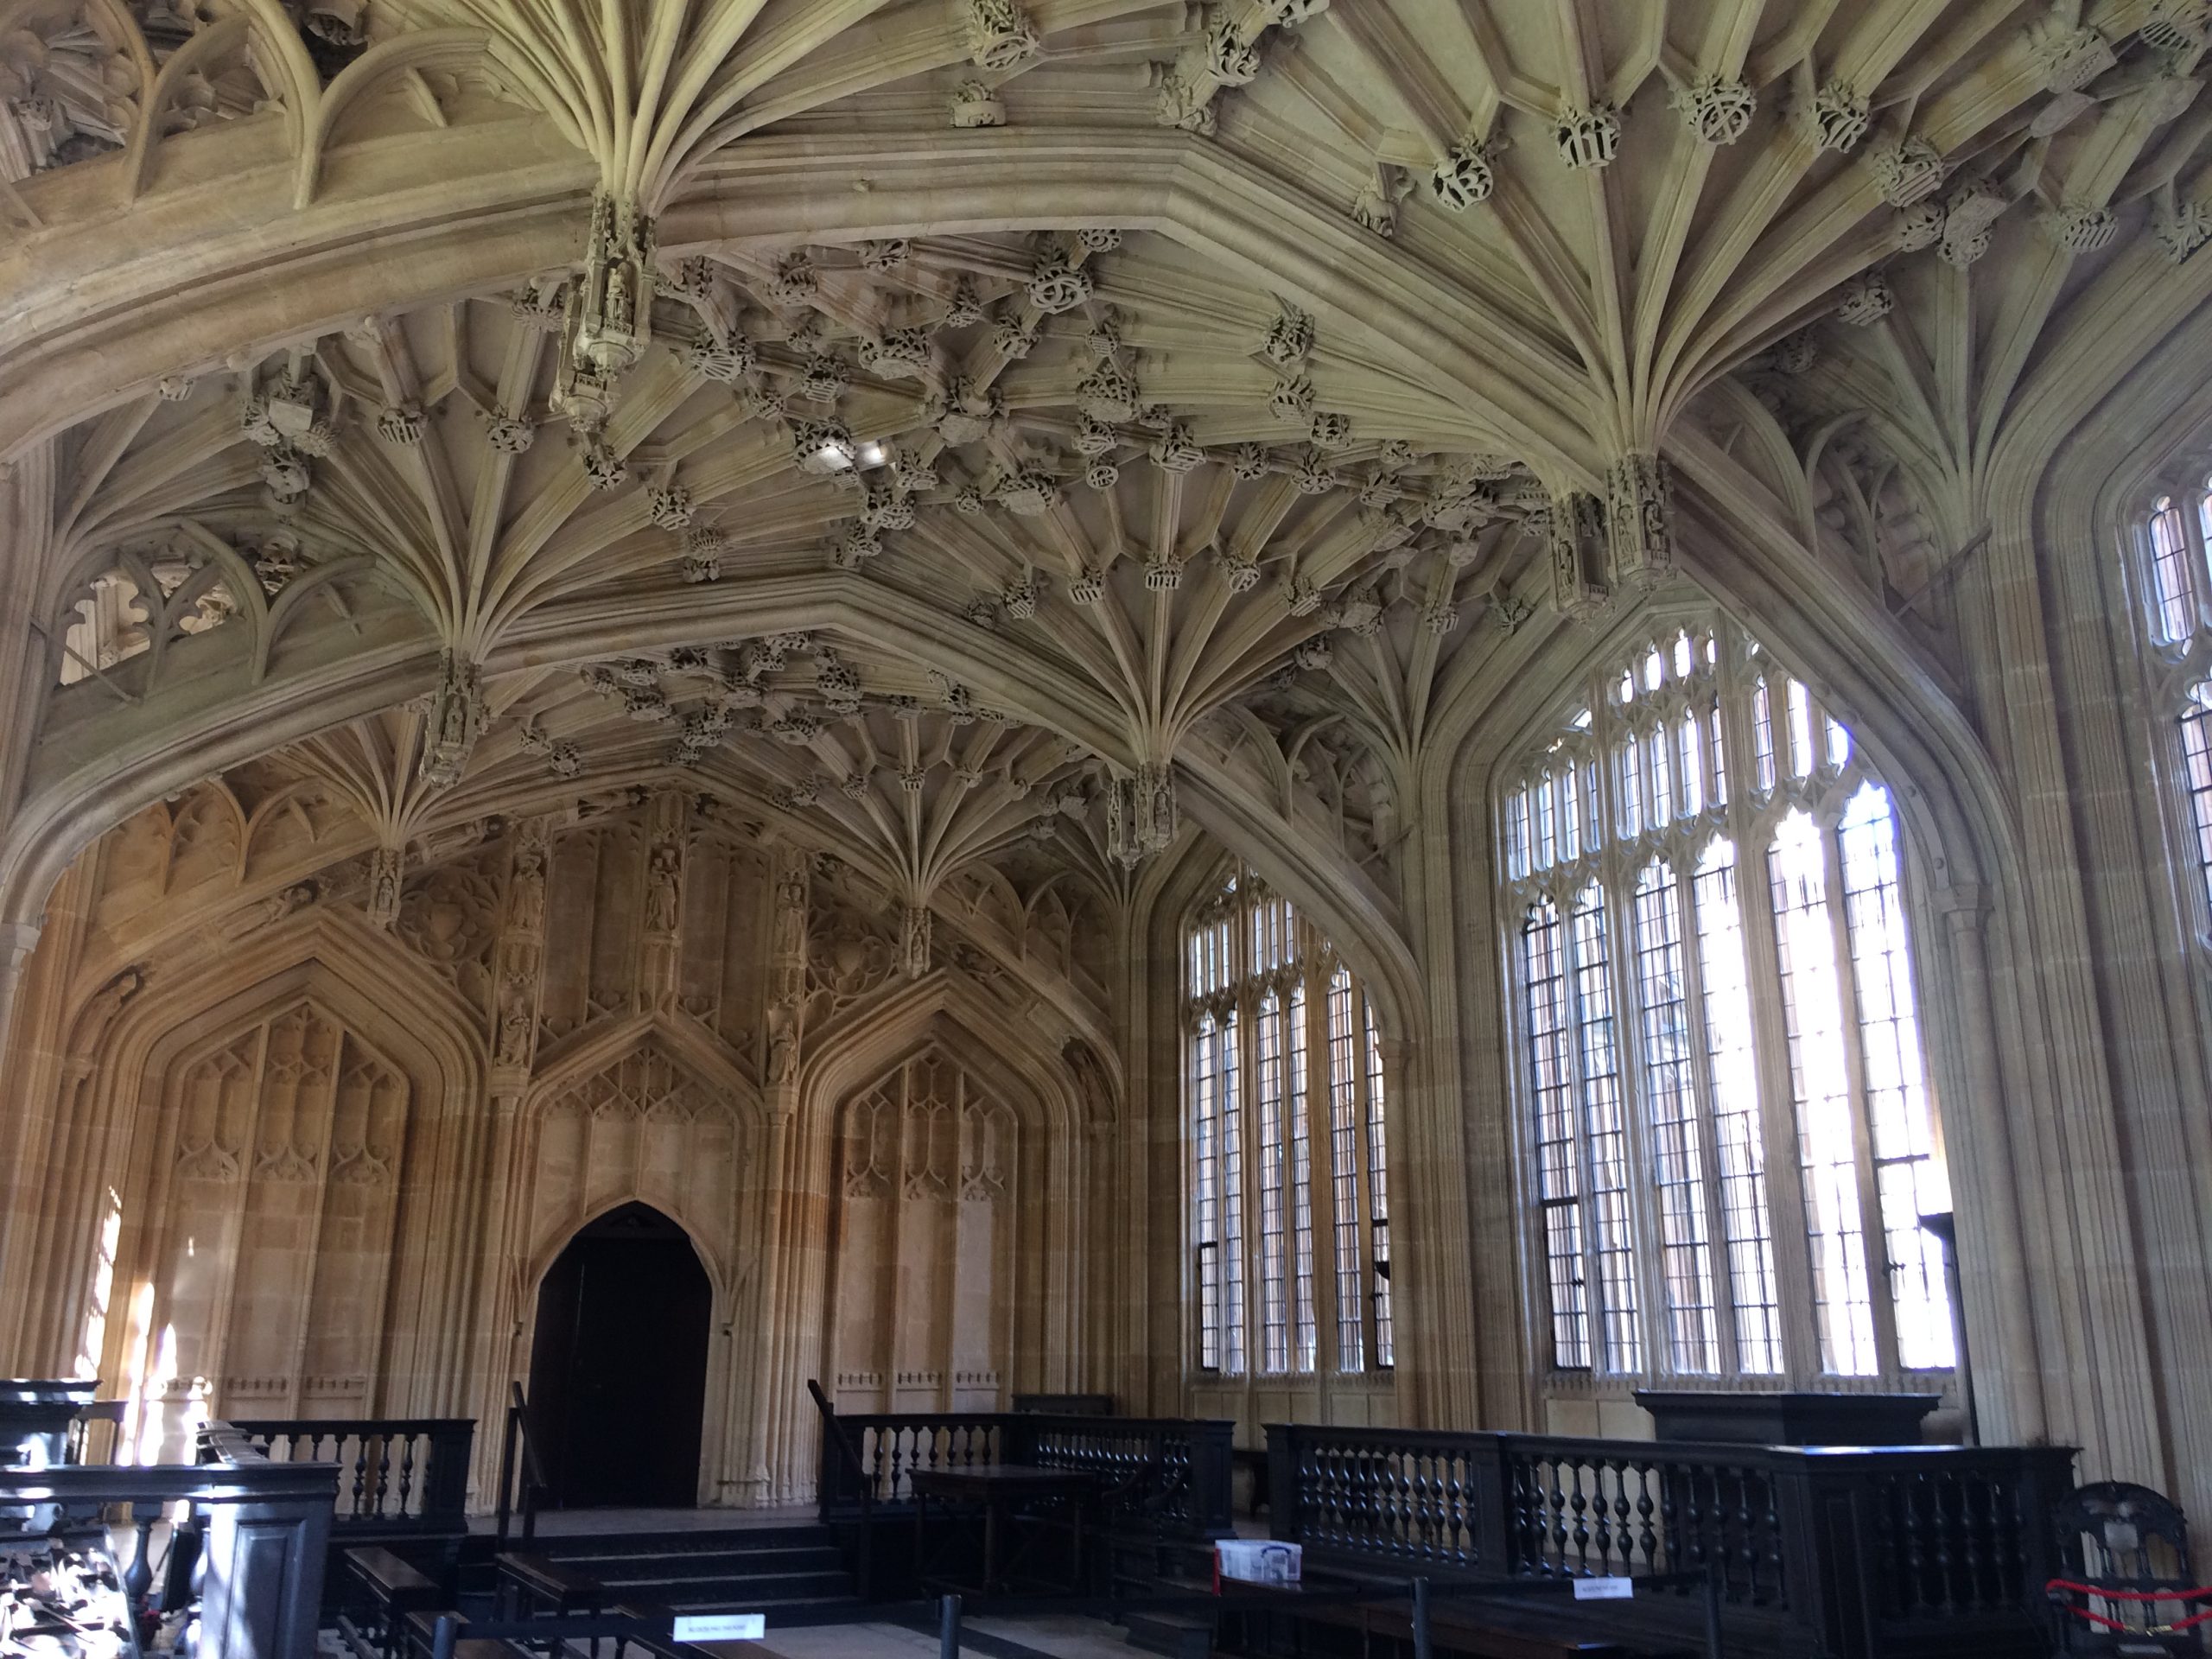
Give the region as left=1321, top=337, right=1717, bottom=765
left=1122, top=1606, right=1217, bottom=1659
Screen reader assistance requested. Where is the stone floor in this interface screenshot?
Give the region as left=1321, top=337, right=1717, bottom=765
left=728, top=1612, right=1137, bottom=1657
left=465, top=1503, right=821, bottom=1535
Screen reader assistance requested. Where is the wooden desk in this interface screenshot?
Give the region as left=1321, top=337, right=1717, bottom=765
left=912, top=1465, right=1099, bottom=1598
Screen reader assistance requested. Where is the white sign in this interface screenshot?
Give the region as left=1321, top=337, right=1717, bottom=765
left=1216, top=1540, right=1303, bottom=1586
left=1572, top=1577, right=1634, bottom=1601
left=672, top=1612, right=766, bottom=1641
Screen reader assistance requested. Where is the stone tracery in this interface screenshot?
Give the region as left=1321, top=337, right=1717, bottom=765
left=0, top=0, right=2209, bottom=1529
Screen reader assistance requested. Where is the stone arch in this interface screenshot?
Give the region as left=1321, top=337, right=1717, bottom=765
left=501, top=1030, right=760, bottom=1507
left=750, top=973, right=1091, bottom=1502
left=44, top=922, right=483, bottom=1457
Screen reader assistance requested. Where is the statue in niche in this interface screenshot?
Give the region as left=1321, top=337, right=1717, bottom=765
left=73, top=966, right=145, bottom=1052
left=508, top=839, right=546, bottom=933
left=645, top=843, right=681, bottom=932
left=222, top=880, right=317, bottom=939
left=773, top=869, right=808, bottom=957
left=496, top=974, right=535, bottom=1067
left=766, top=1003, right=799, bottom=1086
left=604, top=266, right=632, bottom=336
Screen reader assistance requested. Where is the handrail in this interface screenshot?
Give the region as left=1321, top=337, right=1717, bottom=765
left=496, top=1382, right=550, bottom=1549
left=807, top=1380, right=874, bottom=1599
left=3, top=1419, right=338, bottom=1658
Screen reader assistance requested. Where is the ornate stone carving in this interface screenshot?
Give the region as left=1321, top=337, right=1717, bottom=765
left=1351, top=168, right=1412, bottom=234
left=1835, top=271, right=1894, bottom=327
left=2040, top=200, right=2119, bottom=253
left=1105, top=762, right=1177, bottom=864
left=366, top=844, right=403, bottom=930
left=1546, top=489, right=1609, bottom=623
left=965, top=0, right=1039, bottom=70
left=1431, top=136, right=1497, bottom=208
left=1028, top=248, right=1093, bottom=313
left=1811, top=80, right=1870, bottom=152
left=2139, top=0, right=2209, bottom=52
left=1867, top=138, right=1946, bottom=207
left=2029, top=21, right=2114, bottom=92
left=552, top=193, right=654, bottom=435
left=647, top=483, right=694, bottom=530
left=1554, top=104, right=1621, bottom=169
left=2156, top=198, right=2212, bottom=262
left=376, top=404, right=424, bottom=445
left=423, top=650, right=486, bottom=791
left=1077, top=360, right=1141, bottom=423
left=1673, top=75, right=1755, bottom=145
left=1605, top=452, right=1673, bottom=591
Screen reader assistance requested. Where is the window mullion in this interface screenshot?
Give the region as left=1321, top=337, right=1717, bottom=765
left=1673, top=855, right=1738, bottom=1376
left=1611, top=877, right=1668, bottom=1381
left=1352, top=983, right=1379, bottom=1373
left=1819, top=814, right=1905, bottom=1377
left=2183, top=483, right=2212, bottom=637
left=1732, top=811, right=1823, bottom=1384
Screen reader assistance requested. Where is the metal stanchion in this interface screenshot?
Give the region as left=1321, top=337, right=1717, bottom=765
left=938, top=1591, right=963, bottom=1657
left=429, top=1613, right=458, bottom=1659
left=1702, top=1562, right=1724, bottom=1659
left=1412, top=1575, right=1433, bottom=1659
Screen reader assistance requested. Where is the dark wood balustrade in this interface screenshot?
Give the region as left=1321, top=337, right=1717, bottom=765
left=0, top=1419, right=337, bottom=1659
left=226, top=1416, right=472, bottom=1535
left=815, top=1403, right=1235, bottom=1540
left=1267, top=1422, right=2077, bottom=1659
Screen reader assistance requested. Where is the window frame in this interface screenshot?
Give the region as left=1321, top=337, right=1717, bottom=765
left=2123, top=471, right=2212, bottom=947
left=1184, top=868, right=1394, bottom=1380
left=1497, top=613, right=1958, bottom=1394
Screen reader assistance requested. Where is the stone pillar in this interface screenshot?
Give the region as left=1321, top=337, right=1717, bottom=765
left=1936, top=886, right=2048, bottom=1446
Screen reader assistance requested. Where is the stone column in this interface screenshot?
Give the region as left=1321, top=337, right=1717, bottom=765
left=1936, top=886, right=2048, bottom=1446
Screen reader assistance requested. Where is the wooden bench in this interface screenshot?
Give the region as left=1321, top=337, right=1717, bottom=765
left=400, top=1607, right=524, bottom=1658
left=1224, top=1579, right=1700, bottom=1659
left=340, top=1546, right=444, bottom=1659
left=493, top=1550, right=604, bottom=1621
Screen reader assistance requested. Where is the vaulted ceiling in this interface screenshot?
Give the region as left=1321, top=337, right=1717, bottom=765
left=7, top=0, right=2212, bottom=976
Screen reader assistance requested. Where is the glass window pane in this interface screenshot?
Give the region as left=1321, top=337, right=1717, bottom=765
left=1289, top=978, right=1315, bottom=1374
left=1327, top=970, right=1363, bottom=1371
left=1838, top=784, right=1955, bottom=1370
left=2152, top=497, right=2195, bottom=644
left=1769, top=810, right=1878, bottom=1376
left=1364, top=995, right=1393, bottom=1367
left=1693, top=840, right=1783, bottom=1374
left=1523, top=900, right=1587, bottom=1369
left=1256, top=992, right=1289, bottom=1373
left=1571, top=886, right=1643, bottom=1372
left=1632, top=861, right=1719, bottom=1372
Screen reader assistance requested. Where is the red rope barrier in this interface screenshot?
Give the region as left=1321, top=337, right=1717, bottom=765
left=2046, top=1577, right=2212, bottom=1634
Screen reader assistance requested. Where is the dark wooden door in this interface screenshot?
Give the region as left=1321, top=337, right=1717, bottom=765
left=527, top=1202, right=712, bottom=1509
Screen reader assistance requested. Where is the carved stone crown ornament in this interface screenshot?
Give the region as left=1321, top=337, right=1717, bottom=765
left=551, top=193, right=656, bottom=435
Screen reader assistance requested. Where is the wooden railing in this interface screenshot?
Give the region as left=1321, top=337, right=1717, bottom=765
left=0, top=1419, right=337, bottom=1659
left=812, top=1395, right=1235, bottom=1540
left=226, top=1415, right=472, bottom=1536
left=493, top=1381, right=550, bottom=1549
left=1268, top=1423, right=2077, bottom=1659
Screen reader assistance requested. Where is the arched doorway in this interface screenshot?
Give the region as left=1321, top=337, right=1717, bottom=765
left=527, top=1202, right=711, bottom=1509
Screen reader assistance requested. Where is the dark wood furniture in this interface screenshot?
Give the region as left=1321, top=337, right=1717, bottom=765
left=1011, top=1392, right=1116, bottom=1415
left=1632, top=1389, right=1940, bottom=1446
left=342, top=1545, right=444, bottom=1659
left=2050, top=1479, right=2202, bottom=1656
left=912, top=1463, right=1099, bottom=1597
left=1267, top=1421, right=2078, bottom=1659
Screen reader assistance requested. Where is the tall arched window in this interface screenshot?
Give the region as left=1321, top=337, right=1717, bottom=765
left=1187, top=868, right=1391, bottom=1376
left=1500, top=620, right=1955, bottom=1383
left=2126, top=478, right=2212, bottom=920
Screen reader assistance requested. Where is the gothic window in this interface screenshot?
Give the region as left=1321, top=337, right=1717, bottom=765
left=1500, top=620, right=1954, bottom=1384
left=2126, top=479, right=2212, bottom=921
left=1186, top=868, right=1392, bottom=1376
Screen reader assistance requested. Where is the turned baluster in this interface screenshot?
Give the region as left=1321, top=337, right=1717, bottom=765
left=1611, top=1459, right=1636, bottom=1575
left=1635, top=1462, right=1658, bottom=1573
left=1898, top=1476, right=1929, bottom=1613
left=350, top=1435, right=369, bottom=1518
left=1567, top=1461, right=1591, bottom=1575
left=397, top=1433, right=417, bottom=1518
